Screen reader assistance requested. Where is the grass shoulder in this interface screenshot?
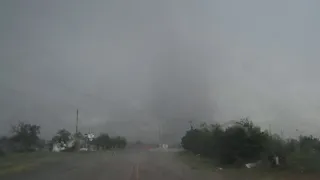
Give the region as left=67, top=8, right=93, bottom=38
left=176, top=151, right=320, bottom=180
left=0, top=152, right=78, bottom=175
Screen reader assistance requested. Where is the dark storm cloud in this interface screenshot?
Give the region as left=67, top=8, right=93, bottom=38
left=1, top=0, right=320, bottom=141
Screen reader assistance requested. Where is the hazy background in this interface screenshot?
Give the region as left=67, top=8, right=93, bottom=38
left=1, top=0, right=320, bottom=142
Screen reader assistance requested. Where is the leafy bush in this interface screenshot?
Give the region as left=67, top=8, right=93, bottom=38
left=182, top=118, right=269, bottom=165
left=181, top=118, right=320, bottom=172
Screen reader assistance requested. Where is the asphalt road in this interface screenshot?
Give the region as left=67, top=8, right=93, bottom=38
left=1, top=149, right=219, bottom=180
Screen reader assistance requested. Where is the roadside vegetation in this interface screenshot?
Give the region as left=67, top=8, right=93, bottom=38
left=0, top=121, right=127, bottom=155
left=90, top=133, right=127, bottom=150
left=181, top=118, right=320, bottom=173
left=0, top=121, right=127, bottom=175
left=0, top=122, right=44, bottom=154
left=0, top=152, right=71, bottom=175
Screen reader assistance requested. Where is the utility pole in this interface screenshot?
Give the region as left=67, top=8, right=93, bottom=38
left=189, top=120, right=193, bottom=130
left=269, top=124, right=272, bottom=135
left=76, top=109, right=79, bottom=134
left=281, top=129, right=284, bottom=139
left=158, top=123, right=161, bottom=145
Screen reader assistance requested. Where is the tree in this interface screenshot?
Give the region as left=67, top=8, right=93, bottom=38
left=181, top=118, right=269, bottom=165
left=111, top=136, right=127, bottom=148
left=91, top=134, right=127, bottom=150
left=92, top=133, right=110, bottom=150
left=10, top=122, right=40, bottom=152
left=51, top=129, right=71, bottom=144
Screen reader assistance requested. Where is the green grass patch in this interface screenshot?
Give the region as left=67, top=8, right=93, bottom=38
left=177, top=151, right=217, bottom=170
left=0, top=151, right=107, bottom=176
left=177, top=151, right=320, bottom=180
left=0, top=163, right=36, bottom=175
left=0, top=152, right=72, bottom=175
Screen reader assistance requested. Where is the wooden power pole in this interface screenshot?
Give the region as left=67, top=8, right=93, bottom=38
left=76, top=109, right=79, bottom=134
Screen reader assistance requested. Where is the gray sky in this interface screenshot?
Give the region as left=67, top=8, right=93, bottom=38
left=1, top=0, right=320, bottom=142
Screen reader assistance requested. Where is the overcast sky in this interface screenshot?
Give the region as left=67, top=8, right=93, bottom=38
left=1, top=0, right=320, bottom=142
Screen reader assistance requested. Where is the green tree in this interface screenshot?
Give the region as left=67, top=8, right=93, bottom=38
left=181, top=118, right=269, bottom=165
left=52, top=129, right=71, bottom=144
left=91, top=134, right=127, bottom=150
left=10, top=122, right=40, bottom=152
left=92, top=133, right=110, bottom=150
left=111, top=136, right=127, bottom=148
